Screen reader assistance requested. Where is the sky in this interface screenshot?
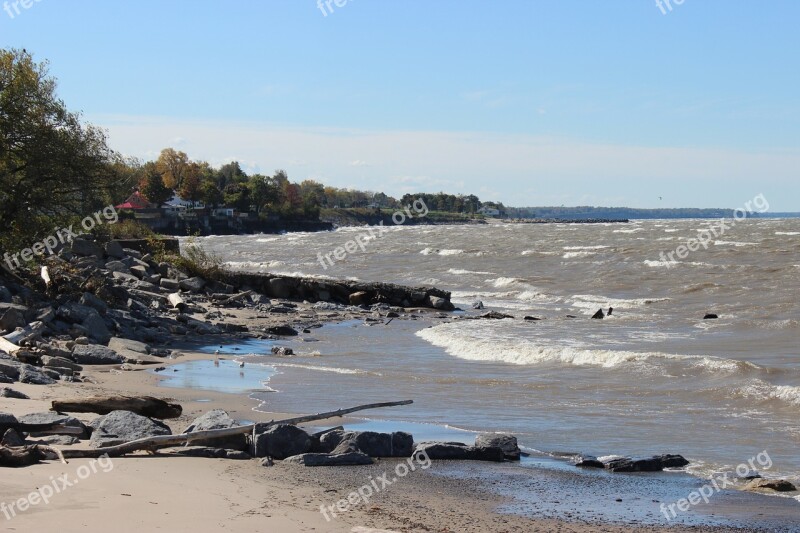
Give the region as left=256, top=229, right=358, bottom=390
left=1, top=0, right=798, bottom=210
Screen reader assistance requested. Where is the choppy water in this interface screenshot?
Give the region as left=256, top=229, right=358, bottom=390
left=194, top=218, right=800, bottom=491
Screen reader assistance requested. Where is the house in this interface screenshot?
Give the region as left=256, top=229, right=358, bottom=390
left=115, top=191, right=150, bottom=210
left=165, top=194, right=205, bottom=210
left=478, top=206, right=501, bottom=217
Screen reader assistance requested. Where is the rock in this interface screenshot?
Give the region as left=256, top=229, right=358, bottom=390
left=744, top=478, right=797, bottom=492
left=268, top=278, right=295, bottom=299
left=19, top=412, right=89, bottom=438
left=30, top=435, right=80, bottom=446
left=284, top=452, right=373, bottom=466
left=0, top=362, right=20, bottom=380
left=130, top=265, right=149, bottom=279
left=591, top=309, right=605, bottom=319
left=480, top=311, right=514, bottom=320
left=70, top=239, right=102, bottom=258
left=72, top=345, right=124, bottom=365
left=82, top=312, right=112, bottom=345
left=574, top=455, right=605, bottom=468
left=413, top=442, right=504, bottom=462
left=20, top=365, right=57, bottom=385
left=603, top=454, right=689, bottom=472
left=160, top=278, right=180, bottom=291
left=703, top=313, right=719, bottom=320
left=89, top=410, right=171, bottom=448
left=523, top=316, right=542, bottom=321
left=80, top=293, right=108, bottom=315
left=0, top=387, right=29, bottom=399
left=105, top=240, right=126, bottom=259
left=472, top=301, right=485, bottom=310
left=331, top=431, right=414, bottom=458
left=475, top=433, right=520, bottom=460
left=0, top=307, right=25, bottom=332
left=183, top=410, right=247, bottom=451
left=254, top=424, right=311, bottom=459
left=349, top=291, right=370, bottom=306
left=179, top=277, right=206, bottom=293
left=270, top=346, right=294, bottom=356
left=0, top=285, right=11, bottom=303
left=2, top=428, right=25, bottom=447
left=56, top=302, right=97, bottom=324
left=0, top=374, right=14, bottom=384
left=266, top=325, right=298, bottom=337
left=41, top=356, right=82, bottom=372
left=429, top=295, right=455, bottom=311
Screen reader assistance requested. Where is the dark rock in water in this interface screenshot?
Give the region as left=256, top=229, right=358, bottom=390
left=183, top=410, right=247, bottom=451
left=284, top=452, right=373, bottom=466
left=523, top=316, right=542, bottom=321
left=349, top=291, right=370, bottom=306
left=566, top=315, right=578, bottom=319
left=703, top=313, right=719, bottom=319
left=414, top=442, right=504, bottom=462
left=271, top=346, right=294, bottom=356
left=475, top=433, right=520, bottom=461
left=574, top=455, right=605, bottom=468
left=0, top=387, right=29, bottom=399
left=428, top=295, right=455, bottom=311
left=254, top=424, right=311, bottom=459
left=480, top=311, right=514, bottom=320
left=744, top=478, right=797, bottom=492
left=266, top=325, right=298, bottom=337
left=591, top=309, right=605, bottom=319
left=331, top=431, right=414, bottom=458
left=2, top=428, right=25, bottom=447
left=72, top=345, right=124, bottom=365
left=607, top=307, right=614, bottom=316
left=472, top=301, right=484, bottom=310
left=603, top=454, right=689, bottom=472
left=89, top=410, right=171, bottom=448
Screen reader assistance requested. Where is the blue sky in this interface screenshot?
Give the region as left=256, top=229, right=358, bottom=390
left=2, top=0, right=798, bottom=209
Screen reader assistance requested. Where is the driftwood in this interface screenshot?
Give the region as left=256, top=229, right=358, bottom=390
left=167, top=292, right=186, bottom=310
left=214, top=290, right=252, bottom=306
left=0, top=336, right=20, bottom=355
left=0, top=445, right=67, bottom=467
left=41, top=266, right=52, bottom=287
left=3, top=321, right=45, bottom=345
left=60, top=400, right=413, bottom=459
left=52, top=396, right=183, bottom=419
left=0, top=420, right=85, bottom=436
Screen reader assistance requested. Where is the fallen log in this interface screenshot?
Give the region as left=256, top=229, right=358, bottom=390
left=51, top=396, right=183, bottom=419
left=0, top=336, right=20, bottom=356
left=3, top=321, right=45, bottom=345
left=60, top=400, right=413, bottom=459
left=215, top=290, right=252, bottom=306
left=0, top=444, right=66, bottom=467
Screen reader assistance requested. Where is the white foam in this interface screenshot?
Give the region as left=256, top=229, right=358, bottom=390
left=447, top=268, right=494, bottom=275
left=570, top=294, right=670, bottom=309
left=644, top=259, right=677, bottom=268
left=563, top=245, right=610, bottom=250
left=563, top=251, right=597, bottom=259
left=775, top=231, right=800, bottom=236
left=714, top=241, right=758, bottom=247
left=271, top=362, right=374, bottom=375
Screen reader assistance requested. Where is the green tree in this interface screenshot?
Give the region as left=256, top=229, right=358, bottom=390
left=0, top=49, right=118, bottom=253
left=140, top=163, right=172, bottom=206
left=200, top=181, right=223, bottom=208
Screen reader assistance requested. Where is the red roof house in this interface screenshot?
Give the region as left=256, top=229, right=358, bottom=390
left=116, top=191, right=151, bottom=210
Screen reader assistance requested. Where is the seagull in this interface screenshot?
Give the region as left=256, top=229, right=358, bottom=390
left=214, top=349, right=220, bottom=367
left=239, top=361, right=245, bottom=368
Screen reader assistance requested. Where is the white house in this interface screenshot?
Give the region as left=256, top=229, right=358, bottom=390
left=165, top=194, right=205, bottom=210
left=478, top=207, right=501, bottom=217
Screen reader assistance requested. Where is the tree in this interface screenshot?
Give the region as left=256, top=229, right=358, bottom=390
left=0, top=49, right=119, bottom=252
left=216, top=161, right=246, bottom=189
left=178, top=162, right=202, bottom=204
left=156, top=148, right=189, bottom=189
left=140, top=163, right=172, bottom=207
left=223, top=183, right=250, bottom=211
left=249, top=174, right=281, bottom=214
left=200, top=181, right=223, bottom=209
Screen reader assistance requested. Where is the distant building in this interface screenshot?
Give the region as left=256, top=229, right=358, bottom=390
left=478, top=207, right=501, bottom=217
left=165, top=194, right=205, bottom=209
left=115, top=191, right=150, bottom=210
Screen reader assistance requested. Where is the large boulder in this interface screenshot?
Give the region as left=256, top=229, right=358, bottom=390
left=428, top=295, right=455, bottom=311
left=70, top=239, right=102, bottom=258
left=0, top=387, right=29, bottom=399
left=413, top=442, right=504, bottom=462
left=81, top=313, right=112, bottom=345
left=254, top=424, right=311, bottom=459
left=72, top=345, right=124, bottom=365
left=183, top=410, right=246, bottom=451
left=89, top=410, right=171, bottom=448
left=475, top=433, right=520, bottom=461
left=331, top=430, right=414, bottom=458
left=19, top=365, right=57, bottom=385
left=284, top=452, right=373, bottom=466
